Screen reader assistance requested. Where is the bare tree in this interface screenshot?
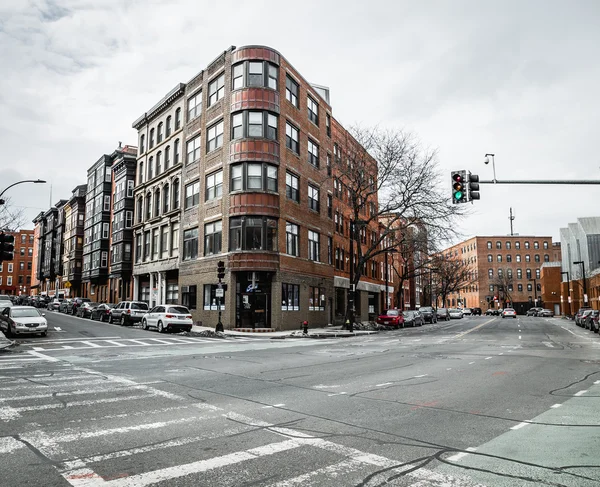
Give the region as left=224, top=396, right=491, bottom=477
left=430, top=255, right=476, bottom=308
left=0, top=198, right=26, bottom=232
left=489, top=272, right=515, bottom=308
left=332, top=126, right=466, bottom=327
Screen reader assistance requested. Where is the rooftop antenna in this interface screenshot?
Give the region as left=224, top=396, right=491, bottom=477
left=509, top=207, right=515, bottom=236
left=49, top=183, right=52, bottom=207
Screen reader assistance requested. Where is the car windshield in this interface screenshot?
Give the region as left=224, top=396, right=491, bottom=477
left=449, top=309, right=460, bottom=312
left=131, top=303, right=149, bottom=310
left=403, top=311, right=414, bottom=317
left=420, top=307, right=432, bottom=312
left=382, top=310, right=399, bottom=316
left=167, top=306, right=189, bottom=314
left=12, top=308, right=41, bottom=318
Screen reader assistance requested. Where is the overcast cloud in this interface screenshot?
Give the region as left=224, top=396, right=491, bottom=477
left=1, top=0, right=599, bottom=243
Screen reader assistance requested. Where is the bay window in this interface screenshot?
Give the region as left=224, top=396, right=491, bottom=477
left=229, top=163, right=277, bottom=192
left=229, top=216, right=278, bottom=251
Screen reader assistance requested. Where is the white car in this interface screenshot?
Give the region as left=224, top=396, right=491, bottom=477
left=141, top=304, right=194, bottom=333
left=461, top=308, right=472, bottom=316
left=502, top=308, right=517, bottom=318
left=448, top=308, right=463, bottom=319
left=0, top=306, right=48, bottom=337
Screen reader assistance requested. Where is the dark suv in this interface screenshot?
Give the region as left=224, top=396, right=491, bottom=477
left=418, top=306, right=438, bottom=324
left=471, top=307, right=482, bottom=316
left=67, top=297, right=91, bottom=315
left=109, top=301, right=149, bottom=325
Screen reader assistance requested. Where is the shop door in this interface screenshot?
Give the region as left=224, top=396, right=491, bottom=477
left=237, top=292, right=271, bottom=328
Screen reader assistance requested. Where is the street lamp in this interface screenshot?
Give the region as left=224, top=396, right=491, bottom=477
left=561, top=271, right=572, bottom=317
left=573, top=261, right=587, bottom=305
left=484, top=153, right=497, bottom=183
left=0, top=180, right=47, bottom=204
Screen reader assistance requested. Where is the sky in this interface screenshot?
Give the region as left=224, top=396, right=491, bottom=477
left=1, top=0, right=599, bottom=245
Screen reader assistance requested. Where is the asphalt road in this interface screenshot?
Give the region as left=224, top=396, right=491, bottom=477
left=1, top=311, right=599, bottom=486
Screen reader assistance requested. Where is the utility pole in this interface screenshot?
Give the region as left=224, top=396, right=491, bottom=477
left=347, top=220, right=355, bottom=332
left=509, top=207, right=515, bottom=236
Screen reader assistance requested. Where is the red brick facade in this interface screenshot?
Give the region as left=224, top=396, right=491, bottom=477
left=0, top=229, right=35, bottom=296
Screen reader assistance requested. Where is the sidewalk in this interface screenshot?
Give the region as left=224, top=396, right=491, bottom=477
left=0, top=330, right=15, bottom=350
left=190, top=324, right=379, bottom=339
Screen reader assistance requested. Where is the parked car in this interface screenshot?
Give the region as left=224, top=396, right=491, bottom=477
left=526, top=307, right=543, bottom=317
left=47, top=298, right=63, bottom=311
left=538, top=309, right=554, bottom=318
left=485, top=309, right=500, bottom=316
left=142, top=305, right=194, bottom=333
left=0, top=306, right=48, bottom=337
left=376, top=309, right=404, bottom=328
left=461, top=308, right=472, bottom=316
left=0, top=295, right=12, bottom=303
left=91, top=303, right=115, bottom=322
left=502, top=308, right=517, bottom=318
left=448, top=308, right=463, bottom=319
left=583, top=309, right=599, bottom=331
left=471, top=307, right=482, bottom=316
left=578, top=309, right=594, bottom=327
left=588, top=310, right=600, bottom=333
left=58, top=299, right=72, bottom=313
left=109, top=301, right=149, bottom=325
left=418, top=306, right=437, bottom=324
left=68, top=297, right=91, bottom=315
left=436, top=308, right=450, bottom=321
left=576, top=307, right=593, bottom=326
left=76, top=302, right=99, bottom=319
left=402, top=310, right=423, bottom=327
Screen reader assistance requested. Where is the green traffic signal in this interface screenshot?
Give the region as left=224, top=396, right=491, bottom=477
left=451, top=170, right=468, bottom=204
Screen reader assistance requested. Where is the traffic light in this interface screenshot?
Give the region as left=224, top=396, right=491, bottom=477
left=451, top=170, right=467, bottom=204
left=0, top=233, right=15, bottom=262
left=468, top=173, right=480, bottom=201
left=217, top=260, right=225, bottom=280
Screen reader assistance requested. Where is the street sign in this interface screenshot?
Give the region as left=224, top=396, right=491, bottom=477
left=215, top=288, right=224, bottom=298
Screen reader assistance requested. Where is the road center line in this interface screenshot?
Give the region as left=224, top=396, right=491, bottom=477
left=574, top=390, right=588, bottom=396
left=550, top=404, right=562, bottom=408
left=447, top=447, right=477, bottom=462
left=511, top=421, right=530, bottom=430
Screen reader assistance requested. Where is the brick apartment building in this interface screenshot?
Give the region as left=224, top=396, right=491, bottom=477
left=0, top=229, right=35, bottom=296
left=131, top=45, right=387, bottom=329
left=444, top=235, right=559, bottom=314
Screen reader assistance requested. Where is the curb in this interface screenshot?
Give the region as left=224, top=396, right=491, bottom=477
left=231, top=328, right=276, bottom=333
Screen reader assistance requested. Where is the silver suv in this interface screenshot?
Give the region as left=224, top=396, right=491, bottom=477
left=109, top=301, right=149, bottom=326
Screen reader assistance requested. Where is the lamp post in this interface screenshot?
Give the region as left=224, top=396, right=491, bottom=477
left=484, top=153, right=497, bottom=183
left=561, top=271, right=572, bottom=317
left=573, top=261, right=587, bottom=305
left=0, top=180, right=47, bottom=204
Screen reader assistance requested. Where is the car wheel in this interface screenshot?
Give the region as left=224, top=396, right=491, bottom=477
left=158, top=321, right=166, bottom=333
left=41, top=331, right=47, bottom=337
left=108, top=314, right=113, bottom=324
left=142, top=319, right=149, bottom=330
left=120, top=315, right=127, bottom=326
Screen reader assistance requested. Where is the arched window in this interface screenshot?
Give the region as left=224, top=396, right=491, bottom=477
left=166, top=116, right=172, bottom=137
left=172, top=179, right=180, bottom=210
left=164, top=146, right=170, bottom=170
left=157, top=122, right=163, bottom=143
left=175, top=108, right=181, bottom=130
left=140, top=134, right=145, bottom=153
left=145, top=193, right=152, bottom=220
left=136, top=198, right=143, bottom=223
left=149, top=128, right=155, bottom=149
left=174, top=139, right=180, bottom=164
left=163, top=184, right=170, bottom=213
left=154, top=188, right=161, bottom=217
left=148, top=156, right=153, bottom=180
left=156, top=151, right=162, bottom=175
left=138, top=162, right=144, bottom=184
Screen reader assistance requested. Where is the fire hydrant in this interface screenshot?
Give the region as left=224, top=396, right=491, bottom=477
left=302, top=320, right=308, bottom=335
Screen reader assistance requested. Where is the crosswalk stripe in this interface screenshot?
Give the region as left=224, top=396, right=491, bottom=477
left=103, top=340, right=127, bottom=347
left=81, top=341, right=103, bottom=348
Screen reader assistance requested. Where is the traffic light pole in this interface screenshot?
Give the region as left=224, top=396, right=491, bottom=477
left=478, top=179, right=600, bottom=185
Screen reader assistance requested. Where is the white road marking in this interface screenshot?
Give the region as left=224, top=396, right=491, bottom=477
left=327, top=392, right=347, bottom=396
left=519, top=335, right=522, bottom=339
left=594, top=380, right=600, bottom=385
left=561, top=326, right=578, bottom=336
left=53, top=327, right=62, bottom=331
left=446, top=368, right=452, bottom=370
left=81, top=341, right=103, bottom=348
left=499, top=353, right=504, bottom=355
left=61, top=345, right=74, bottom=349
left=542, top=342, right=554, bottom=348
left=103, top=340, right=127, bottom=347
left=485, top=357, right=492, bottom=360
left=551, top=404, right=562, bottom=408
left=469, top=361, right=475, bottom=364
left=376, top=382, right=393, bottom=387
left=23, top=337, right=122, bottom=345
left=413, top=374, right=428, bottom=378
left=447, top=447, right=477, bottom=462
left=511, top=421, right=529, bottom=430
left=27, top=350, right=61, bottom=362
left=575, top=390, right=588, bottom=396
